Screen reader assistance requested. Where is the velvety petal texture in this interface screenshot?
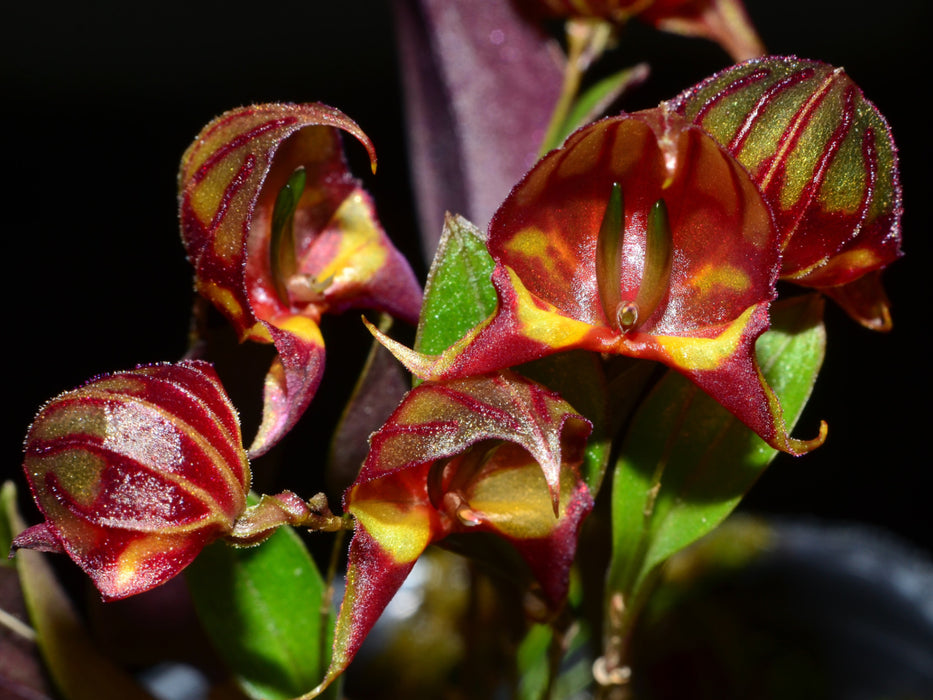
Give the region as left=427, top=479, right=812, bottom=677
left=668, top=57, right=903, bottom=330
left=529, top=0, right=765, bottom=61
left=309, top=372, right=593, bottom=697
left=12, top=361, right=250, bottom=600
left=179, top=103, right=422, bottom=455
left=393, top=0, right=565, bottom=250
left=372, top=109, right=825, bottom=455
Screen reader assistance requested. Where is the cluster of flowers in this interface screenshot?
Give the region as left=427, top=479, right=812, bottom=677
left=12, top=4, right=901, bottom=695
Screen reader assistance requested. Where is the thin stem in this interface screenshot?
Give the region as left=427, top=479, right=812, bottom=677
left=0, top=606, right=36, bottom=642
left=538, top=19, right=614, bottom=158
left=320, top=525, right=347, bottom=671
left=598, top=386, right=699, bottom=693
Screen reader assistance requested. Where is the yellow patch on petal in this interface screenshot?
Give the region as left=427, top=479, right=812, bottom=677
left=243, top=321, right=274, bottom=343
left=269, top=313, right=325, bottom=347
left=314, top=191, right=388, bottom=285
left=350, top=499, right=433, bottom=564
left=508, top=267, right=595, bottom=349
left=29, top=403, right=107, bottom=443
left=201, top=282, right=246, bottom=326
left=785, top=247, right=881, bottom=282
left=189, top=164, right=248, bottom=263
left=466, top=463, right=565, bottom=540
left=689, top=264, right=752, bottom=295
left=34, top=449, right=106, bottom=507
left=653, top=305, right=756, bottom=371
left=819, top=135, right=868, bottom=213
left=188, top=180, right=226, bottom=235
left=502, top=227, right=568, bottom=278
left=111, top=534, right=178, bottom=591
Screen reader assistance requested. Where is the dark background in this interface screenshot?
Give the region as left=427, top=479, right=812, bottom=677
left=3, top=1, right=930, bottom=558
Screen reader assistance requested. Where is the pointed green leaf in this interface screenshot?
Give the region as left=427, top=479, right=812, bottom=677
left=185, top=508, right=334, bottom=700
left=414, top=213, right=496, bottom=357
left=607, top=294, right=826, bottom=612
left=2, top=482, right=156, bottom=700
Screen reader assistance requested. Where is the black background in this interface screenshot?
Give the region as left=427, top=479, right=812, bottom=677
left=3, top=1, right=930, bottom=558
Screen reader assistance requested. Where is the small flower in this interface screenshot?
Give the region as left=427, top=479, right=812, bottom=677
left=528, top=0, right=765, bottom=61
left=179, top=103, right=422, bottom=456
left=309, top=372, right=594, bottom=696
left=371, top=108, right=825, bottom=455
left=11, top=361, right=250, bottom=600
left=668, top=57, right=903, bottom=330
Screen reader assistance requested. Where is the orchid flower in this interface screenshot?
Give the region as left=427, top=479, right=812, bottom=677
left=370, top=108, right=826, bottom=455
left=668, top=57, right=903, bottom=330
left=11, top=361, right=250, bottom=600
left=179, top=103, right=422, bottom=456
left=305, top=371, right=593, bottom=697
left=11, top=361, right=348, bottom=601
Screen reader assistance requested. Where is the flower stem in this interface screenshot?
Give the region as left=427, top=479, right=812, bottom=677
left=538, top=19, right=614, bottom=158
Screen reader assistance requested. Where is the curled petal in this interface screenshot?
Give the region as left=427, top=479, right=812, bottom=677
left=250, top=316, right=326, bottom=457
left=179, top=103, right=422, bottom=453
left=669, top=57, right=903, bottom=329
left=12, top=361, right=249, bottom=600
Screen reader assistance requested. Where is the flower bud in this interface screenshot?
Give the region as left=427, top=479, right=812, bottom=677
left=12, top=361, right=250, bottom=600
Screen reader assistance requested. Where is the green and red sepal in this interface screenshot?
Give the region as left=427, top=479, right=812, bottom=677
left=371, top=109, right=825, bottom=455
left=668, top=56, right=903, bottom=330
left=179, top=103, right=422, bottom=455
left=11, top=361, right=250, bottom=601
left=309, top=372, right=593, bottom=697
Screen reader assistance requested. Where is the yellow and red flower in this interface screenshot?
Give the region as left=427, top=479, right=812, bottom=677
left=311, top=371, right=594, bottom=696
left=371, top=108, right=825, bottom=455
left=179, top=104, right=422, bottom=455
left=12, top=361, right=250, bottom=600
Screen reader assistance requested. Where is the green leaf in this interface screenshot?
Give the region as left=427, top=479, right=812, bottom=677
left=414, top=213, right=496, bottom=357
left=185, top=509, right=335, bottom=700
left=515, top=617, right=594, bottom=700
left=2, top=481, right=156, bottom=700
left=517, top=623, right=553, bottom=700
left=270, top=167, right=307, bottom=302
left=607, top=295, right=826, bottom=614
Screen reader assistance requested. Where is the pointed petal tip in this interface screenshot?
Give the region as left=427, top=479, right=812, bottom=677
left=363, top=315, right=447, bottom=379
left=785, top=419, right=828, bottom=456
left=10, top=522, right=66, bottom=556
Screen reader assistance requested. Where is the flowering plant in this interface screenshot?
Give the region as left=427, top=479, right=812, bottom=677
left=3, top=2, right=921, bottom=700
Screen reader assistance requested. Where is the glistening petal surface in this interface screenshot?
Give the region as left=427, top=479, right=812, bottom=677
left=668, top=57, right=903, bottom=329
left=178, top=103, right=421, bottom=454
left=371, top=110, right=823, bottom=454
